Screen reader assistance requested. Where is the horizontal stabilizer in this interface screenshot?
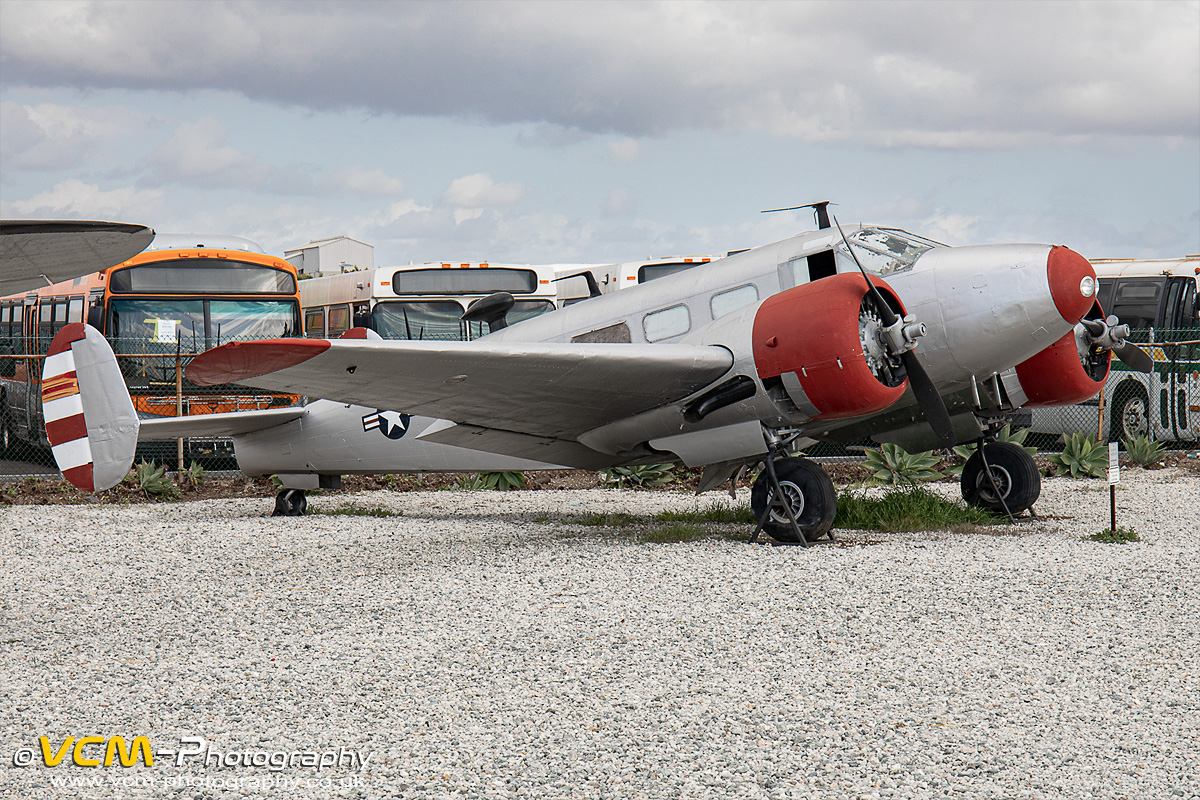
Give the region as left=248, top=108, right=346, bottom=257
left=138, top=407, right=307, bottom=439
left=42, top=323, right=139, bottom=491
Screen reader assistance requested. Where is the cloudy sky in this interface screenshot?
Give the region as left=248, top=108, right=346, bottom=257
left=2, top=0, right=1197, bottom=266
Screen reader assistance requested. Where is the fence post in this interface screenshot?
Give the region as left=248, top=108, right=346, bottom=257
left=175, top=339, right=183, bottom=472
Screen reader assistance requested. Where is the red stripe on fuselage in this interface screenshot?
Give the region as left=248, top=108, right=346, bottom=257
left=186, top=339, right=332, bottom=386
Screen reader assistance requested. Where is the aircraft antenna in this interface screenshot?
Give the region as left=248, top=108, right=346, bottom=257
left=760, top=201, right=832, bottom=229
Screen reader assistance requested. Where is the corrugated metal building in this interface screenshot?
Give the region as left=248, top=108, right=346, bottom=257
left=284, top=236, right=374, bottom=277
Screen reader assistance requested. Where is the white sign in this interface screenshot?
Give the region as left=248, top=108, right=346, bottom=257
left=1108, top=441, right=1119, bottom=485
left=145, top=318, right=179, bottom=344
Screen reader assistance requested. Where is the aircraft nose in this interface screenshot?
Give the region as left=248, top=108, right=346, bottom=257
left=1046, top=245, right=1096, bottom=324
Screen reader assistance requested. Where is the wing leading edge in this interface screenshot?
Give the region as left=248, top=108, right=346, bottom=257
left=187, top=338, right=734, bottom=441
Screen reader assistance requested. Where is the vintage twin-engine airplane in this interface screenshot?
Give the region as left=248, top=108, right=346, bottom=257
left=34, top=204, right=1150, bottom=544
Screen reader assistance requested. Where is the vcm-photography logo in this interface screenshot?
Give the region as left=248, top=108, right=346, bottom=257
left=12, top=736, right=372, bottom=771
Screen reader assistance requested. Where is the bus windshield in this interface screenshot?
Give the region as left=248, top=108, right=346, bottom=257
left=372, top=299, right=555, bottom=341
left=108, top=298, right=299, bottom=351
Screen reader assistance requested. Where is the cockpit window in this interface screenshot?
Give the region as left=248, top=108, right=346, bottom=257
left=837, top=227, right=942, bottom=277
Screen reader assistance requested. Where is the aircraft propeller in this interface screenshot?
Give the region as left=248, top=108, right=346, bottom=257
left=1078, top=316, right=1155, bottom=373
left=833, top=216, right=957, bottom=448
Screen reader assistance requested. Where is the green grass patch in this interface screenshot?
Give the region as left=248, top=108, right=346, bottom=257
left=653, top=502, right=755, bottom=525
left=639, top=523, right=711, bottom=543
left=311, top=504, right=402, bottom=518
left=1088, top=526, right=1140, bottom=543
left=835, top=486, right=1000, bottom=533
left=574, top=511, right=641, bottom=527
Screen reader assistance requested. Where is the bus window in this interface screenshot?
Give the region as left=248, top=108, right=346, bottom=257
left=1096, top=279, right=1115, bottom=316
left=328, top=304, right=351, bottom=337
left=638, top=262, right=695, bottom=283
left=305, top=308, right=325, bottom=337
left=1109, top=279, right=1164, bottom=328
left=391, top=268, right=537, bottom=295
left=643, top=304, right=690, bottom=342
left=509, top=300, right=556, bottom=325
left=373, top=301, right=469, bottom=341
left=68, top=297, right=84, bottom=324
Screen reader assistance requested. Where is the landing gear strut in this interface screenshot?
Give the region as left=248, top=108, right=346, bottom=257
left=273, top=488, right=307, bottom=517
left=749, top=444, right=837, bottom=546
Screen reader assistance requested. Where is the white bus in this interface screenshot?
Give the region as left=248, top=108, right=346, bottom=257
left=554, top=255, right=728, bottom=305
left=1020, top=255, right=1199, bottom=443
left=299, top=261, right=561, bottom=341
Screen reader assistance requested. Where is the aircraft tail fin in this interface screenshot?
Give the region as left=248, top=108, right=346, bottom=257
left=42, top=323, right=139, bottom=491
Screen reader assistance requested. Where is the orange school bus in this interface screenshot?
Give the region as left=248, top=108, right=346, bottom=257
left=1, top=234, right=302, bottom=461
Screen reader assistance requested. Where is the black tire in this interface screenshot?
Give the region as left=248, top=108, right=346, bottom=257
left=750, top=457, right=837, bottom=543
left=272, top=489, right=307, bottom=517
left=1112, top=387, right=1150, bottom=442
left=961, top=441, right=1041, bottom=515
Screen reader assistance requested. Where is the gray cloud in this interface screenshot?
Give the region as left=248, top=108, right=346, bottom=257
left=3, top=0, right=1195, bottom=147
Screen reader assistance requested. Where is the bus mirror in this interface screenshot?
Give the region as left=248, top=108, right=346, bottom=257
left=462, top=292, right=515, bottom=332
left=86, top=304, right=103, bottom=330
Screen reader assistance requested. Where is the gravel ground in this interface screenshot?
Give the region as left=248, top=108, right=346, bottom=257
left=1, top=469, right=1197, bottom=799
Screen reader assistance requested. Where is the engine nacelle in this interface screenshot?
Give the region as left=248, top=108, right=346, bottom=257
left=1011, top=324, right=1111, bottom=408
left=752, top=273, right=908, bottom=420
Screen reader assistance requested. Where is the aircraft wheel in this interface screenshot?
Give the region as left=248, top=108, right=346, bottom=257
left=1112, top=387, right=1150, bottom=441
left=272, top=489, right=308, bottom=517
left=961, top=442, right=1041, bottom=515
left=750, top=457, right=837, bottom=543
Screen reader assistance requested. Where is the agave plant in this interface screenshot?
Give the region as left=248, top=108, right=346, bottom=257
left=601, top=463, right=677, bottom=489
left=460, top=471, right=527, bottom=491
left=1121, top=435, right=1166, bottom=467
left=863, top=443, right=944, bottom=486
left=1046, top=432, right=1107, bottom=478
left=135, top=460, right=181, bottom=500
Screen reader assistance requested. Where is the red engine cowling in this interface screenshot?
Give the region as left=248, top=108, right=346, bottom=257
left=1012, top=329, right=1111, bottom=408
left=752, top=273, right=908, bottom=420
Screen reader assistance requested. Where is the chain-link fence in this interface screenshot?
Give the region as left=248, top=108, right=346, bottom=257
left=4, top=330, right=1197, bottom=479
left=1, top=336, right=297, bottom=476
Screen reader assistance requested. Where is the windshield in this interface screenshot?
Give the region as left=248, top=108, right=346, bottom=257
left=108, top=298, right=300, bottom=353
left=372, top=299, right=556, bottom=341
left=836, top=227, right=941, bottom=277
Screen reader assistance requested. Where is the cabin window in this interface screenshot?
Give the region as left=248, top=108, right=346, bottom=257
left=643, top=304, right=690, bottom=342
left=327, top=304, right=351, bottom=337
left=710, top=284, right=758, bottom=320
left=304, top=308, right=325, bottom=337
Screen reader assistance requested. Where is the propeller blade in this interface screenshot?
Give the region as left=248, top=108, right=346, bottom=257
left=901, top=351, right=957, bottom=448
left=1114, top=341, right=1155, bottom=373
left=835, top=214, right=956, bottom=447
left=833, top=215, right=899, bottom=327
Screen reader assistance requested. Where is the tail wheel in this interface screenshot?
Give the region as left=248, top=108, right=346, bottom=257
left=961, top=441, right=1041, bottom=515
left=750, top=456, right=837, bottom=543
left=272, top=489, right=308, bottom=517
left=1113, top=388, right=1150, bottom=441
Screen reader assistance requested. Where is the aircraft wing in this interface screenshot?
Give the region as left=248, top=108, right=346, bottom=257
left=0, top=220, right=154, bottom=295
left=187, top=338, right=733, bottom=440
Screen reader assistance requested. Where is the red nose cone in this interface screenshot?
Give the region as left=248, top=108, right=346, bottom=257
left=1047, top=245, right=1096, bottom=324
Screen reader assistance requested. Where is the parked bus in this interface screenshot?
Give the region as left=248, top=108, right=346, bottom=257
left=1, top=234, right=303, bottom=459
left=299, top=261, right=561, bottom=341
left=554, top=255, right=727, bottom=305
left=1018, top=255, right=1199, bottom=443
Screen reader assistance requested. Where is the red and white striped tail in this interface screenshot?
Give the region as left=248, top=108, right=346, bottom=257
left=42, top=323, right=139, bottom=491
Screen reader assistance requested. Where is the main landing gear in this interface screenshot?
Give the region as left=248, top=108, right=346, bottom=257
left=960, top=440, right=1041, bottom=518
left=273, top=488, right=307, bottom=517
left=749, top=442, right=837, bottom=546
